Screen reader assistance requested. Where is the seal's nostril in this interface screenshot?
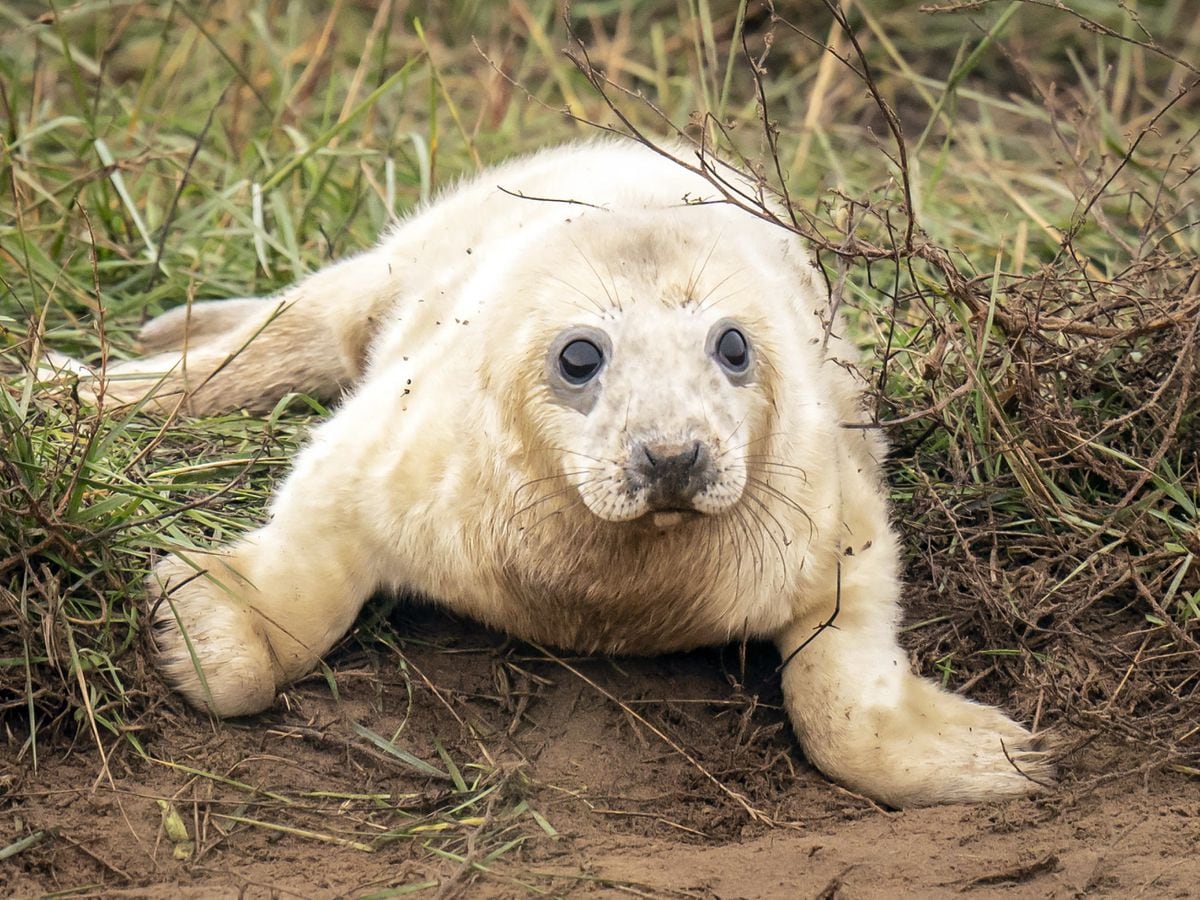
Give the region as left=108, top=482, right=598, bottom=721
left=633, top=440, right=713, bottom=511
left=638, top=442, right=704, bottom=477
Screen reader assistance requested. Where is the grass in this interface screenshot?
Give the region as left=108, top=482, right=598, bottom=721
left=2, top=0, right=1198, bottom=891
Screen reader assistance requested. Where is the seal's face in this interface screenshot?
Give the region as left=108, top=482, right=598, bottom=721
left=510, top=212, right=802, bottom=530
left=542, top=306, right=763, bottom=524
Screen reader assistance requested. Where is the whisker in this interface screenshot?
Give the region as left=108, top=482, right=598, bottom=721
left=700, top=505, right=719, bottom=572
left=733, top=505, right=765, bottom=583
left=746, top=476, right=817, bottom=541
left=686, top=231, right=725, bottom=301
left=602, top=259, right=624, bottom=314
left=742, top=468, right=810, bottom=485
left=723, top=512, right=745, bottom=589
left=569, top=237, right=619, bottom=312
left=521, top=497, right=580, bottom=536
left=509, top=475, right=606, bottom=523
left=743, top=475, right=804, bottom=513
left=740, top=492, right=787, bottom=576
left=742, top=489, right=792, bottom=549
left=513, top=469, right=594, bottom=500
left=541, top=272, right=608, bottom=316
left=697, top=267, right=746, bottom=314
left=550, top=447, right=621, bottom=466
left=741, top=455, right=808, bottom=469
left=697, top=287, right=747, bottom=315
left=516, top=476, right=612, bottom=537
left=736, top=457, right=810, bottom=483
left=719, top=414, right=749, bottom=449
left=517, top=444, right=621, bottom=468
left=718, top=431, right=795, bottom=459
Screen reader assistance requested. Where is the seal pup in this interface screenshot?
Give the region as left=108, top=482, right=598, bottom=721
left=106, top=139, right=1051, bottom=807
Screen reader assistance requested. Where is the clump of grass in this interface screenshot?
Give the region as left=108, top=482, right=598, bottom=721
left=0, top=1, right=413, bottom=751
left=0, top=377, right=307, bottom=753
left=1, top=0, right=1197, bottom=847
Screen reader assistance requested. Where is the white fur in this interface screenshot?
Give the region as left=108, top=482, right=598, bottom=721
left=94, top=139, right=1050, bottom=806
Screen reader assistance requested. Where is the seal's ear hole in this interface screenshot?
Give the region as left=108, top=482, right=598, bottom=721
left=715, top=327, right=749, bottom=374
left=559, top=338, right=604, bottom=384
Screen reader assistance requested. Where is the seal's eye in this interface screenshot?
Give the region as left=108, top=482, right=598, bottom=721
left=715, top=327, right=749, bottom=373
left=559, top=338, right=604, bottom=385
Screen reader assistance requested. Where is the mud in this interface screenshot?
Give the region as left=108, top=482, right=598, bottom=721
left=4, top=606, right=1197, bottom=898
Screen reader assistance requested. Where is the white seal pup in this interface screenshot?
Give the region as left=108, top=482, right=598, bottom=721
left=103, top=139, right=1051, bottom=807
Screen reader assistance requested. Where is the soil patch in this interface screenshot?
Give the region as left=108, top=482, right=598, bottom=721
left=4, top=607, right=1198, bottom=898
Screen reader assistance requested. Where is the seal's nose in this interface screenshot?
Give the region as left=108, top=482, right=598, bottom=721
left=634, top=440, right=711, bottom=508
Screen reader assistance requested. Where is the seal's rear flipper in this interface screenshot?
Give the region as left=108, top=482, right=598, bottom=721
left=98, top=296, right=351, bottom=415
left=39, top=349, right=95, bottom=379
left=71, top=249, right=398, bottom=416
left=137, top=297, right=275, bottom=353
left=34, top=296, right=351, bottom=417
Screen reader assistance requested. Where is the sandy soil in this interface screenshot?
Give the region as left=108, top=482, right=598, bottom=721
left=4, top=607, right=1198, bottom=898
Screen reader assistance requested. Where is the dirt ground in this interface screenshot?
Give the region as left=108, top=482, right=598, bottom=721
left=4, top=606, right=1198, bottom=898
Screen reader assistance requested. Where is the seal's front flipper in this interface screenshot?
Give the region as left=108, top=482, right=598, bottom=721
left=149, top=426, right=385, bottom=714
left=775, top=550, right=1053, bottom=806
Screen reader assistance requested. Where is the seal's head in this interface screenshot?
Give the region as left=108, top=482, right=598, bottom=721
left=496, top=206, right=830, bottom=532
left=542, top=303, right=760, bottom=524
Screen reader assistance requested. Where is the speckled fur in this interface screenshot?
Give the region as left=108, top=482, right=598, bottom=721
left=102, top=139, right=1051, bottom=806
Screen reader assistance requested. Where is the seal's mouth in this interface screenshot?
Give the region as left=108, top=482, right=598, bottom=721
left=645, top=509, right=704, bottom=529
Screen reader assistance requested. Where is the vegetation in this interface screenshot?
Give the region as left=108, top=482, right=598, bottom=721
left=1, top=0, right=1197, bottom=890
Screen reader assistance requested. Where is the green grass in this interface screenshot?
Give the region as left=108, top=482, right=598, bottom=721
left=2, top=0, right=1198, bottom=886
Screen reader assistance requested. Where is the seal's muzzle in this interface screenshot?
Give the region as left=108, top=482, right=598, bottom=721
left=631, top=440, right=713, bottom=511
